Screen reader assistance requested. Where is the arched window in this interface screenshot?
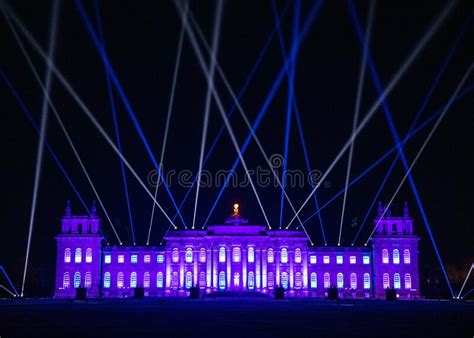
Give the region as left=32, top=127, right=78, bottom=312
left=267, top=272, right=275, bottom=289
left=144, top=272, right=150, bottom=288
left=394, top=273, right=401, bottom=289
left=185, top=271, right=192, bottom=289
left=185, top=248, right=193, bottom=263
left=219, top=271, right=226, bottom=290
left=219, top=247, right=226, bottom=263
left=156, top=272, right=164, bottom=288
left=199, top=248, right=206, bottom=263
left=404, top=273, right=412, bottom=289
left=232, top=247, right=241, bottom=262
left=117, top=272, right=124, bottom=288
left=130, top=272, right=137, bottom=288
left=324, top=273, right=330, bottom=288
left=64, top=248, right=71, bottom=263
left=85, top=248, right=92, bottom=263
left=382, top=249, right=389, bottom=264
left=248, top=271, right=255, bottom=290
left=74, top=272, right=81, bottom=288
left=199, top=271, right=206, bottom=288
left=310, top=272, right=317, bottom=289
left=281, top=248, right=288, bottom=264
left=172, top=248, right=179, bottom=263
left=234, top=272, right=240, bottom=287
left=171, top=271, right=178, bottom=287
left=350, top=273, right=357, bottom=289
left=404, top=249, right=411, bottom=264
left=281, top=272, right=289, bottom=289
left=85, top=272, right=91, bottom=288
left=363, top=273, right=371, bottom=289
left=383, top=273, right=390, bottom=289
left=103, top=272, right=111, bottom=288
left=295, top=248, right=302, bottom=263
left=63, top=272, right=70, bottom=288
left=337, top=273, right=344, bottom=288
left=248, top=247, right=255, bottom=263
left=75, top=248, right=82, bottom=263
left=295, top=272, right=302, bottom=289
left=267, top=248, right=274, bottom=263
left=393, top=249, right=400, bottom=264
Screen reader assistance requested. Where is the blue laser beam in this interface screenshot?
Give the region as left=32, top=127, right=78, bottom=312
left=0, top=265, right=19, bottom=296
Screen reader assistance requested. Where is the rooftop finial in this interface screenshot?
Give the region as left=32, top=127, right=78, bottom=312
left=65, top=200, right=72, bottom=217
left=225, top=202, right=248, bottom=225
left=91, top=200, right=97, bottom=217
left=377, top=201, right=383, bottom=216
left=403, top=201, right=409, bottom=218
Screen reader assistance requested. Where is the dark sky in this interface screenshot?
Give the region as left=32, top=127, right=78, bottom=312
left=0, top=0, right=473, bottom=295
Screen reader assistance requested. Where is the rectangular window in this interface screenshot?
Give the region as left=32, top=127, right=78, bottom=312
left=323, top=256, right=330, bottom=264
left=310, top=255, right=317, bottom=264
left=363, top=256, right=370, bottom=265
left=157, top=254, right=164, bottom=263
left=349, top=256, right=356, bottom=264
left=118, top=255, right=124, bottom=263
left=104, top=255, right=111, bottom=264
left=336, top=256, right=343, bottom=264
left=131, top=255, right=138, bottom=264
left=144, top=255, right=151, bottom=263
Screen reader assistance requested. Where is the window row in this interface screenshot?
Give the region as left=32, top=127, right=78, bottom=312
left=382, top=273, right=412, bottom=290
left=64, top=248, right=93, bottom=263
left=381, top=249, right=411, bottom=264
left=62, top=271, right=92, bottom=288
left=103, top=254, right=165, bottom=264
left=310, top=255, right=371, bottom=265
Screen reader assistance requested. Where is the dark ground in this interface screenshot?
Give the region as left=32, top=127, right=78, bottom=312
left=0, top=298, right=471, bottom=337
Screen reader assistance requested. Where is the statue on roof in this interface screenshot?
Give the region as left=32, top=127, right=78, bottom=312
left=225, top=203, right=248, bottom=225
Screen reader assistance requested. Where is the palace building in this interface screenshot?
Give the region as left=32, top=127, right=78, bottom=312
left=54, top=202, right=420, bottom=299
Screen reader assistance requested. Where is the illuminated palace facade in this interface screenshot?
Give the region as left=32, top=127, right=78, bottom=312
left=54, top=202, right=420, bottom=299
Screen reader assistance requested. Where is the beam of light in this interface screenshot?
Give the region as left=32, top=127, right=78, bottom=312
left=297, top=82, right=474, bottom=227
left=11, top=0, right=60, bottom=297
left=285, top=0, right=456, bottom=229
left=0, top=285, right=16, bottom=298
left=1, top=2, right=180, bottom=231
left=74, top=0, right=188, bottom=229
left=461, top=288, right=474, bottom=300
left=0, top=69, right=110, bottom=244
left=199, top=0, right=325, bottom=230
left=192, top=0, right=224, bottom=230
left=0, top=265, right=19, bottom=296
left=147, top=2, right=188, bottom=244
left=338, top=0, right=375, bottom=246
left=457, top=263, right=473, bottom=299
left=94, top=0, right=136, bottom=245
left=350, top=8, right=473, bottom=246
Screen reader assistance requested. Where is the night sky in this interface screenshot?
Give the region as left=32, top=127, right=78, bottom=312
left=0, top=0, right=473, bottom=295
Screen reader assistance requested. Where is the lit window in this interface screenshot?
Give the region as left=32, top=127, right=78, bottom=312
left=404, top=273, right=412, bottom=289
left=336, top=256, right=343, bottom=264
left=144, top=255, right=151, bottom=263
left=382, top=249, right=389, bottom=264
left=157, top=254, right=164, bottom=263
left=64, top=248, right=71, bottom=263
left=104, top=255, right=111, bottom=264
left=349, top=256, right=356, bottom=264
left=248, top=271, right=255, bottom=290
left=144, top=272, right=150, bottom=288
left=75, top=248, right=82, bottom=263
left=363, top=273, right=370, bottom=289
left=74, top=272, right=81, bottom=288
left=394, top=273, right=401, bottom=289
left=310, top=255, right=317, bottom=264
left=85, top=272, right=91, bottom=288
left=199, top=248, right=206, bottom=263
left=310, top=272, right=317, bottom=289
left=199, top=271, right=206, bottom=287
left=185, top=248, right=193, bottom=263
left=85, top=248, right=92, bottom=263
left=404, top=249, right=411, bottom=264
left=171, top=271, right=179, bottom=287
left=172, top=248, right=179, bottom=263
left=363, top=256, right=370, bottom=264
left=118, top=255, right=124, bottom=263
left=63, top=272, right=70, bottom=288
left=383, top=273, right=390, bottom=289
left=350, top=273, right=357, bottom=289
left=232, top=247, right=241, bottom=262
left=131, top=255, right=138, bottom=264
left=324, top=273, right=330, bottom=288
left=267, top=248, right=274, bottom=263
left=393, top=249, right=400, bottom=264
left=156, top=272, right=164, bottom=288
left=248, top=247, right=255, bottom=263
left=103, top=272, right=111, bottom=288
left=337, top=273, right=344, bottom=288
left=295, top=272, right=302, bottom=289
left=233, top=272, right=240, bottom=287
left=130, top=272, right=137, bottom=288
left=281, top=248, right=288, bottom=264
left=267, top=272, right=274, bottom=289
left=295, top=248, right=302, bottom=263
left=185, top=271, right=192, bottom=289
left=219, top=271, right=226, bottom=290
left=117, top=272, right=124, bottom=288
left=281, top=272, right=289, bottom=289
left=219, top=247, right=226, bottom=263
left=323, top=256, right=330, bottom=264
